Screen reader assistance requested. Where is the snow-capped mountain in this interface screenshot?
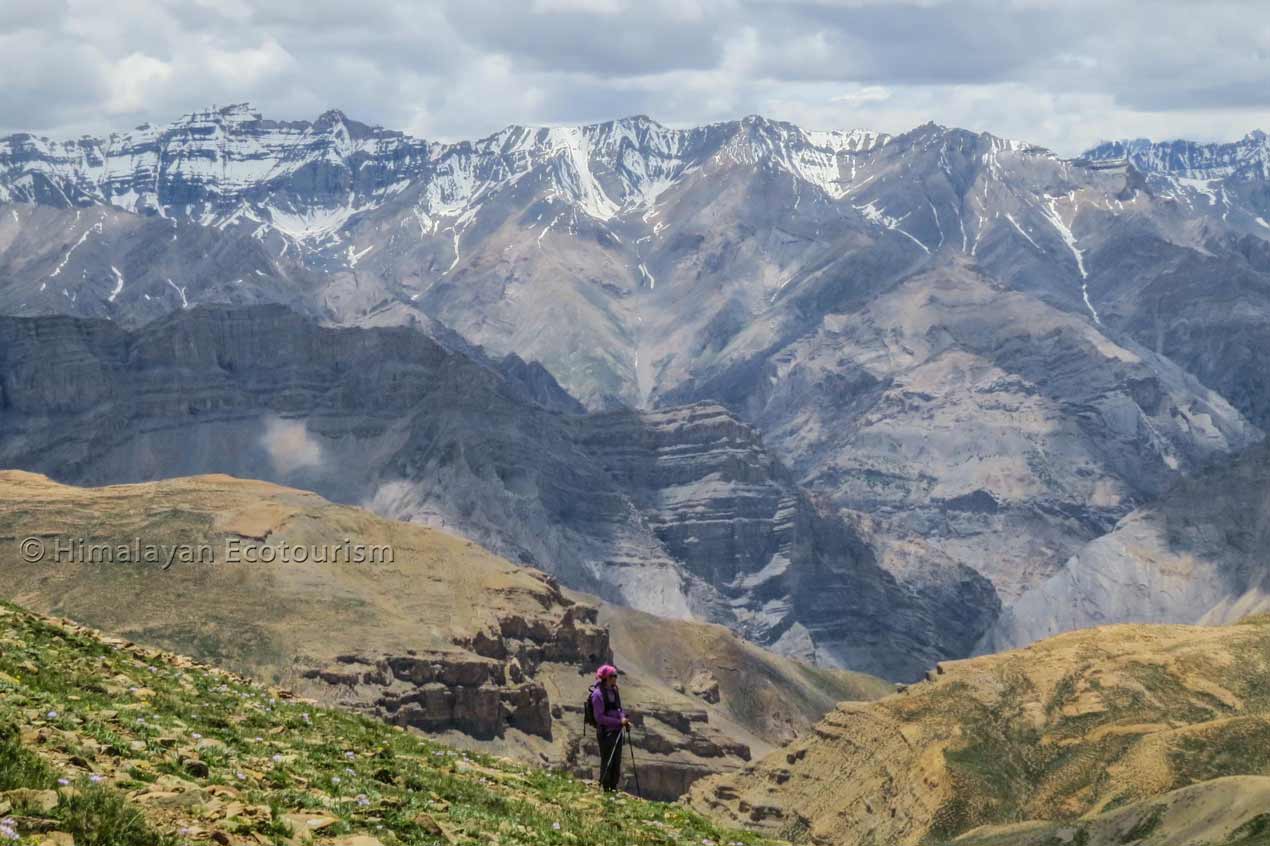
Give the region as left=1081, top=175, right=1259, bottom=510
left=1081, top=130, right=1270, bottom=233
left=0, top=105, right=890, bottom=248
left=1083, top=130, right=1270, bottom=181
left=8, top=105, right=1263, bottom=325
left=0, top=104, right=435, bottom=238
left=2, top=105, right=1269, bottom=660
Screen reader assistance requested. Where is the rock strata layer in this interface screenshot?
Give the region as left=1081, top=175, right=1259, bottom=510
left=0, top=307, right=998, bottom=679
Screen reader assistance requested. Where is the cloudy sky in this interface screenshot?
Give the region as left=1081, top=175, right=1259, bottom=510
left=4, top=0, right=1270, bottom=154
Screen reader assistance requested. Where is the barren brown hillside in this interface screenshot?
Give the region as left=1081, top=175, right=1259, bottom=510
left=689, top=616, right=1270, bottom=844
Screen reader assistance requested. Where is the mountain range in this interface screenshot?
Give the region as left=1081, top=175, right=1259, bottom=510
left=2, top=105, right=1269, bottom=685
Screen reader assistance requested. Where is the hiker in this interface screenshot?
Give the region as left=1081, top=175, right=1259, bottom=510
left=590, top=664, right=631, bottom=792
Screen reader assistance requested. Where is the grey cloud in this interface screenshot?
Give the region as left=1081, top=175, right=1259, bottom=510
left=0, top=0, right=68, bottom=30
left=1, top=0, right=1269, bottom=154
left=443, top=0, right=728, bottom=76
left=0, top=32, right=108, bottom=137
left=749, top=1, right=1087, bottom=85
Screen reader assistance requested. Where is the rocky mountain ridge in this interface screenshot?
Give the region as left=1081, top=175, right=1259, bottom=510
left=1083, top=129, right=1270, bottom=181
left=4, top=105, right=1270, bottom=682
left=0, top=105, right=892, bottom=236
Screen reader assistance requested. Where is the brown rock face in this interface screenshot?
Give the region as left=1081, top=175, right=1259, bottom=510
left=299, top=596, right=608, bottom=741
left=303, top=652, right=543, bottom=739
left=687, top=670, right=721, bottom=704
left=280, top=560, right=612, bottom=743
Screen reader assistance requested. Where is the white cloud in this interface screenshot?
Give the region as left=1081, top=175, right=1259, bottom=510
left=260, top=416, right=323, bottom=476
left=202, top=37, right=295, bottom=87
left=104, top=52, right=173, bottom=114
left=832, top=85, right=891, bottom=106
left=531, top=0, right=626, bottom=13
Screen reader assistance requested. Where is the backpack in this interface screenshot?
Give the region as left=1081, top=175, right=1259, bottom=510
left=584, top=683, right=624, bottom=731
left=583, top=684, right=598, bottom=728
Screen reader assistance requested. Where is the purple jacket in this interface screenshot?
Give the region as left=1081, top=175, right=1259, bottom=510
left=590, top=685, right=625, bottom=730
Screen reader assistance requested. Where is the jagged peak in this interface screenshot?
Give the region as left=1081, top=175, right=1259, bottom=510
left=178, top=102, right=263, bottom=124
left=601, top=114, right=665, bottom=131
left=311, top=107, right=387, bottom=142
left=1085, top=130, right=1270, bottom=156
left=314, top=107, right=350, bottom=127
left=893, top=121, right=1045, bottom=156
left=219, top=102, right=260, bottom=118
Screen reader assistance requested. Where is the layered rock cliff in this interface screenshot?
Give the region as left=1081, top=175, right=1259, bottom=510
left=572, top=403, right=997, bottom=674
left=0, top=307, right=996, bottom=678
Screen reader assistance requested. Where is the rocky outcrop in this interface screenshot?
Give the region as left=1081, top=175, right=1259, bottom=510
left=305, top=651, right=551, bottom=739
left=301, top=600, right=610, bottom=740
left=327, top=647, right=541, bottom=736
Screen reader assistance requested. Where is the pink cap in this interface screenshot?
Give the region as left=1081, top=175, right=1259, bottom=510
left=595, top=664, right=618, bottom=680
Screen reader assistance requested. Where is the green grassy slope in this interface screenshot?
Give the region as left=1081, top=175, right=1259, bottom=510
left=0, top=601, right=776, bottom=846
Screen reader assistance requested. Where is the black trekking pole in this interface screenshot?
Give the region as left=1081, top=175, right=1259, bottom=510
left=625, top=727, right=642, bottom=799
left=601, top=731, right=622, bottom=791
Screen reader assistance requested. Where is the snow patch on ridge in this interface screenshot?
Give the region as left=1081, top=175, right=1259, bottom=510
left=1042, top=196, right=1099, bottom=324
left=854, top=201, right=930, bottom=254
left=1005, top=213, right=1041, bottom=251
left=166, top=278, right=189, bottom=309
left=268, top=203, right=359, bottom=243
left=107, top=266, right=124, bottom=302
left=49, top=218, right=104, bottom=280
left=346, top=244, right=373, bottom=268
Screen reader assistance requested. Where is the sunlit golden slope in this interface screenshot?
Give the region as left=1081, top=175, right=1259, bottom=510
left=690, top=615, right=1270, bottom=844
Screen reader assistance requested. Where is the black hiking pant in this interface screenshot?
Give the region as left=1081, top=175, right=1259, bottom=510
left=597, top=729, right=623, bottom=791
